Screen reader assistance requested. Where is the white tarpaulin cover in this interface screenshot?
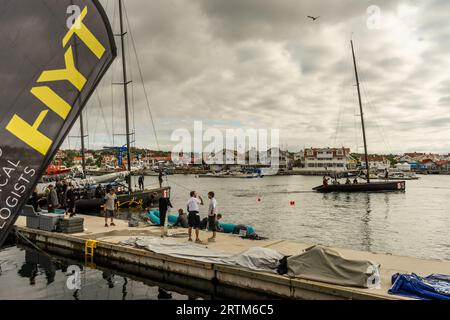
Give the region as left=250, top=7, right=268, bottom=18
left=287, top=245, right=381, bottom=288
left=121, top=237, right=283, bottom=273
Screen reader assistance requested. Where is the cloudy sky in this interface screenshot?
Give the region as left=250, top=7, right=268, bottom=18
left=62, top=0, right=450, bottom=154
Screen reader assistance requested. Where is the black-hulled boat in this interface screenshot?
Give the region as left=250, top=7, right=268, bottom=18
left=313, top=40, right=405, bottom=193
left=75, top=186, right=170, bottom=214
left=313, top=181, right=405, bottom=193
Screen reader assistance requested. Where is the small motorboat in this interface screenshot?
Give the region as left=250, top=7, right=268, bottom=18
left=377, top=171, right=419, bottom=180
left=45, top=165, right=71, bottom=176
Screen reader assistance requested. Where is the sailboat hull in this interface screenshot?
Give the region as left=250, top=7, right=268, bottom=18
left=75, top=187, right=170, bottom=214
left=313, top=181, right=406, bottom=193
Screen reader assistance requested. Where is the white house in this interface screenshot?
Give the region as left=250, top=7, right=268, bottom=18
left=360, top=155, right=390, bottom=170
left=303, top=147, right=351, bottom=171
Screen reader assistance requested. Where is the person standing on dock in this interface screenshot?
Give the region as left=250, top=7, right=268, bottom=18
left=30, top=187, right=40, bottom=213
left=138, top=173, right=145, bottom=190
left=66, top=184, right=76, bottom=217
left=158, top=190, right=173, bottom=237
left=207, top=191, right=218, bottom=242
left=95, top=184, right=104, bottom=199
left=384, top=168, right=389, bottom=181
left=158, top=170, right=164, bottom=188
left=187, top=191, right=204, bottom=243
left=47, top=185, right=59, bottom=213
left=104, top=189, right=117, bottom=227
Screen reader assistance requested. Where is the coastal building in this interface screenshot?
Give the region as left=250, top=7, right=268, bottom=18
left=292, top=151, right=304, bottom=168
left=267, top=147, right=292, bottom=169
left=395, top=162, right=412, bottom=171
left=72, top=156, right=83, bottom=165
left=141, top=156, right=172, bottom=168
left=436, top=160, right=450, bottom=172
left=303, top=147, right=351, bottom=171
left=102, top=155, right=118, bottom=167
left=360, top=155, right=390, bottom=170
left=421, top=159, right=437, bottom=171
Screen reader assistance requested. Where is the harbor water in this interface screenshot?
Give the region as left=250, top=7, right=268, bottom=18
left=1, top=174, right=449, bottom=299
left=0, top=246, right=192, bottom=300
left=158, top=174, right=450, bottom=261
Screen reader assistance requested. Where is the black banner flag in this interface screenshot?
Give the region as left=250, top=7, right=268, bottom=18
left=0, top=0, right=116, bottom=246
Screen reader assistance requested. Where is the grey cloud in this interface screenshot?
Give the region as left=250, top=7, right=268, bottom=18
left=63, top=0, right=450, bottom=154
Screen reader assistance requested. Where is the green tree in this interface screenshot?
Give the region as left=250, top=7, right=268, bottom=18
left=86, top=158, right=95, bottom=166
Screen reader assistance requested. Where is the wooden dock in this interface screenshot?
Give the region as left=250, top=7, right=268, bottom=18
left=14, top=215, right=450, bottom=300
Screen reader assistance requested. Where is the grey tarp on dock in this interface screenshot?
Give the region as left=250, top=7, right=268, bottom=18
left=287, top=245, right=381, bottom=288
left=121, top=237, right=284, bottom=273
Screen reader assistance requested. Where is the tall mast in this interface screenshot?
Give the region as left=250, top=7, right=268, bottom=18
left=73, top=37, right=86, bottom=179
left=351, top=40, right=370, bottom=183
left=118, top=0, right=133, bottom=191
left=79, top=113, right=86, bottom=178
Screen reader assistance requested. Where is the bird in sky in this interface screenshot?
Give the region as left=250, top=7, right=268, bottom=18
left=307, top=16, right=320, bottom=21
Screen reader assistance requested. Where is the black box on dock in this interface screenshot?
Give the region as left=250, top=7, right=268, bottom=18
left=58, top=217, right=84, bottom=234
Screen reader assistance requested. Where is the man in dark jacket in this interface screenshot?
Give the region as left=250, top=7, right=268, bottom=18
left=30, top=188, right=40, bottom=212
left=158, top=191, right=173, bottom=237
left=138, top=174, right=145, bottom=190
left=158, top=170, right=164, bottom=188
left=95, top=184, right=104, bottom=199
left=47, top=185, right=59, bottom=213
left=66, top=184, right=76, bottom=217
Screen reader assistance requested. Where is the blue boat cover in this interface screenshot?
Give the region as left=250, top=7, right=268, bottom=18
left=389, top=273, right=450, bottom=300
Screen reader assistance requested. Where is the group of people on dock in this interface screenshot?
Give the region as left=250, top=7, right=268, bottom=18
left=101, top=186, right=222, bottom=244
left=156, top=190, right=221, bottom=244
left=30, top=180, right=77, bottom=217
left=185, top=191, right=221, bottom=243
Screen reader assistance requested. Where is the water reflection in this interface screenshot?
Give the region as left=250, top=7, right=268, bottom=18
left=122, top=277, right=128, bottom=300
left=361, top=193, right=373, bottom=252
left=384, top=194, right=390, bottom=219
left=0, top=246, right=192, bottom=300
left=158, top=287, right=173, bottom=300
left=102, top=270, right=115, bottom=288
left=331, top=192, right=373, bottom=252
left=17, top=250, right=67, bottom=286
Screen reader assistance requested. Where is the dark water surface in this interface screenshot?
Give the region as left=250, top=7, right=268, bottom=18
left=0, top=246, right=192, bottom=300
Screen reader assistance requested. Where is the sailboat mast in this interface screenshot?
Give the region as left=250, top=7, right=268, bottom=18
left=351, top=40, right=370, bottom=183
left=118, top=0, right=133, bottom=191
left=79, top=113, right=86, bottom=178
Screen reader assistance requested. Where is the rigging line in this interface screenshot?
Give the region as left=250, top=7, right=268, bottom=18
left=91, top=100, right=101, bottom=146
left=358, top=71, right=394, bottom=155
left=349, top=47, right=393, bottom=155
left=360, top=81, right=392, bottom=155
left=363, top=78, right=394, bottom=155
left=96, top=90, right=113, bottom=145
left=111, top=0, right=118, bottom=147
left=352, top=83, right=359, bottom=154
left=334, top=40, right=354, bottom=147
left=125, top=31, right=137, bottom=144
left=333, top=80, right=346, bottom=146
left=163, top=175, right=192, bottom=192
left=123, top=4, right=161, bottom=151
